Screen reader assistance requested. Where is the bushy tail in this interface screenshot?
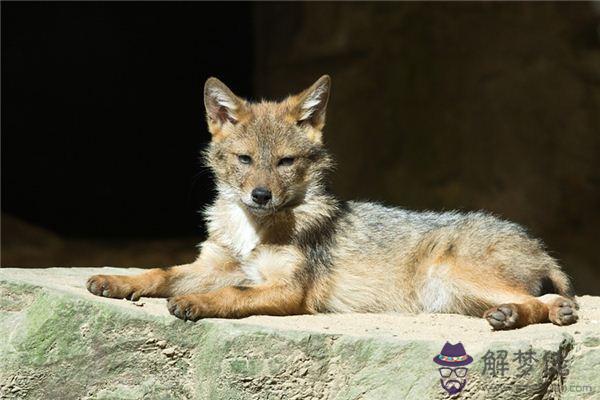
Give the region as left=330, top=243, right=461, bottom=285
left=546, top=268, right=578, bottom=308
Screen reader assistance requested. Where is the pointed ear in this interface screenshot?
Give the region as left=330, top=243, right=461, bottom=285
left=204, top=77, right=246, bottom=133
left=293, top=75, right=331, bottom=130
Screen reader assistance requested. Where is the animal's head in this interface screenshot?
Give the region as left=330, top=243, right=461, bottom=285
left=203, top=75, right=334, bottom=216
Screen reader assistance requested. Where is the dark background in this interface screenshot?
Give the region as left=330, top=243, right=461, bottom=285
left=2, top=2, right=599, bottom=295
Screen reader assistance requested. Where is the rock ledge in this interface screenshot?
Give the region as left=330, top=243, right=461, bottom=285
left=1, top=267, right=598, bottom=399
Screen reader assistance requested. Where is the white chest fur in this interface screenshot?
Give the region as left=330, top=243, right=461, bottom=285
left=205, top=202, right=301, bottom=285
left=217, top=204, right=261, bottom=258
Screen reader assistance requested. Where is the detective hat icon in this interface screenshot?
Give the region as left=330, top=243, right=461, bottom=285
left=433, top=342, right=473, bottom=367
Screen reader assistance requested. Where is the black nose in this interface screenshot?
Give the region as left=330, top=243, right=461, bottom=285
left=251, top=187, right=272, bottom=205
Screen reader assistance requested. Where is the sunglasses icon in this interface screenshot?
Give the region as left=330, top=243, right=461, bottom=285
left=439, top=367, right=468, bottom=378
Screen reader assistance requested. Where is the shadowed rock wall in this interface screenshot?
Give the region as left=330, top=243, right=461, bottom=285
left=253, top=3, right=600, bottom=295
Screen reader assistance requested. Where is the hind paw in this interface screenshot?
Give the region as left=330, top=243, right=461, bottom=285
left=549, top=297, right=578, bottom=326
left=484, top=303, right=520, bottom=330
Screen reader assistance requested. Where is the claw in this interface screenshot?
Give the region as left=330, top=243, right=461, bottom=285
left=489, top=311, right=506, bottom=322
left=127, top=291, right=141, bottom=301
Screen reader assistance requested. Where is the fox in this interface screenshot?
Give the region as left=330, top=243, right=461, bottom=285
left=87, top=75, right=578, bottom=330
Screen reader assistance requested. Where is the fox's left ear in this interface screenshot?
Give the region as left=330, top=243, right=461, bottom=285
left=292, top=75, right=331, bottom=131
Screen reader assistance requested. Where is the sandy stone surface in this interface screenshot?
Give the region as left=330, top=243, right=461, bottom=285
left=1, top=267, right=599, bottom=399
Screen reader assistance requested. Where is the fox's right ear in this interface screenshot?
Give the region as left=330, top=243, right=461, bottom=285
left=293, top=75, right=331, bottom=131
left=204, top=77, right=247, bottom=135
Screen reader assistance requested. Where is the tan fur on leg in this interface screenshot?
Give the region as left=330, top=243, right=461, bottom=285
left=481, top=294, right=578, bottom=330
left=168, top=284, right=306, bottom=320
left=87, top=241, right=247, bottom=300
left=87, top=268, right=172, bottom=300
left=484, top=298, right=550, bottom=330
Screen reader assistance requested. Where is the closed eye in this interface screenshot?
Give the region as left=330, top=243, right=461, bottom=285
left=278, top=157, right=295, bottom=167
left=238, top=154, right=252, bottom=165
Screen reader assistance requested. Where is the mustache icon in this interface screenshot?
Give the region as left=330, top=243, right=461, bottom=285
left=441, top=378, right=466, bottom=395
left=443, top=379, right=462, bottom=388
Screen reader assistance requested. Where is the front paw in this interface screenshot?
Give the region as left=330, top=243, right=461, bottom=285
left=167, top=295, right=213, bottom=321
left=86, top=274, right=143, bottom=300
